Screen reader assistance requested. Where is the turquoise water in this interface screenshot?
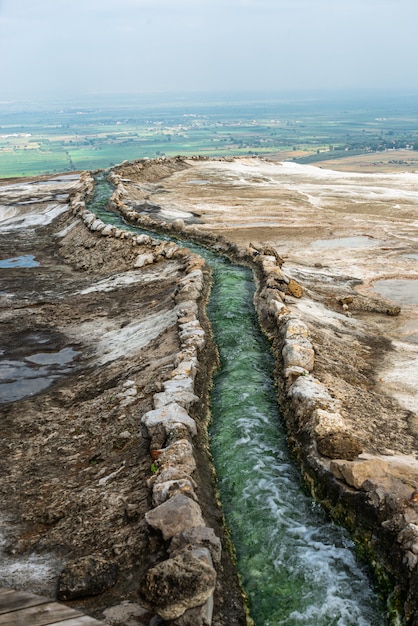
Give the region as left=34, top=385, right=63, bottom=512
left=91, top=178, right=387, bottom=626
left=206, top=260, right=385, bottom=625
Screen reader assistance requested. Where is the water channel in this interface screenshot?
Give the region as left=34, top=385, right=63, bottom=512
left=91, top=177, right=387, bottom=625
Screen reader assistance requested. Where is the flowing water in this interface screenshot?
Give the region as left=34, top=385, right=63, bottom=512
left=91, top=176, right=387, bottom=625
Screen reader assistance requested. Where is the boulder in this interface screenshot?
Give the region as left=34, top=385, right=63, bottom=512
left=155, top=439, right=196, bottom=474
left=287, top=375, right=339, bottom=419
left=173, top=218, right=185, bottom=232
left=169, top=526, right=222, bottom=564
left=282, top=318, right=309, bottom=339
left=141, top=402, right=197, bottom=439
left=283, top=366, right=309, bottom=385
left=140, top=549, right=216, bottom=620
left=330, top=458, right=389, bottom=489
left=172, top=595, right=214, bottom=626
left=163, top=375, right=195, bottom=395
left=317, top=431, right=363, bottom=460
left=282, top=340, right=314, bottom=371
left=311, top=409, right=350, bottom=441
left=57, top=555, right=119, bottom=600
left=153, top=390, right=199, bottom=410
left=145, top=493, right=205, bottom=540
left=152, top=478, right=197, bottom=507
left=147, top=466, right=198, bottom=489
left=287, top=279, right=303, bottom=298
left=134, top=253, right=154, bottom=268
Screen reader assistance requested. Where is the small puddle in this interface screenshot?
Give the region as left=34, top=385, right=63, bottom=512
left=373, top=279, right=418, bottom=305
left=0, top=255, right=40, bottom=268
left=188, top=179, right=210, bottom=185
left=401, top=320, right=418, bottom=344
left=311, top=236, right=379, bottom=249
left=0, top=345, right=80, bottom=404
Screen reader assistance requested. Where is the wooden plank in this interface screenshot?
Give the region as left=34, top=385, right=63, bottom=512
left=0, top=589, right=49, bottom=614
left=0, top=601, right=83, bottom=626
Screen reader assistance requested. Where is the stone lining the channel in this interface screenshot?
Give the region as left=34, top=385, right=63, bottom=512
left=72, top=160, right=418, bottom=623
left=68, top=171, right=223, bottom=625
left=107, top=158, right=418, bottom=624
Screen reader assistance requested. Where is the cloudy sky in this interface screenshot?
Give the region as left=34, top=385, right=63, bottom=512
left=0, top=0, right=417, bottom=100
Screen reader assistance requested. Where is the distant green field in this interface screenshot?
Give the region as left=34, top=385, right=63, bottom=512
left=1, top=91, right=417, bottom=177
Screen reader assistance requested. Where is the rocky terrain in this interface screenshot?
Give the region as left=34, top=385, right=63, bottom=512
left=109, top=155, right=418, bottom=624
left=1, top=154, right=418, bottom=624
left=0, top=171, right=246, bottom=625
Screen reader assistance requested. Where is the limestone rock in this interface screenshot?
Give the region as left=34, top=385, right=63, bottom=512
left=57, top=555, right=119, bottom=600
left=317, top=431, right=363, bottom=460
left=134, top=253, right=154, bottom=268
left=147, top=466, right=198, bottom=489
left=282, top=318, right=309, bottom=339
left=282, top=340, right=314, bottom=371
left=398, top=524, right=418, bottom=552
left=364, top=477, right=415, bottom=518
left=90, top=219, right=105, bottom=232
left=101, top=224, right=116, bottom=236
left=172, top=595, right=214, bottom=626
left=288, top=375, right=338, bottom=419
left=330, top=458, right=389, bottom=489
left=140, top=549, right=216, bottom=620
left=153, top=390, right=199, bottom=410
left=145, top=493, right=205, bottom=540
left=268, top=299, right=289, bottom=318
left=141, top=402, right=197, bottom=439
left=169, top=526, right=222, bottom=564
left=170, top=358, right=198, bottom=380
left=312, top=409, right=347, bottom=438
left=283, top=366, right=309, bottom=385
left=133, top=233, right=152, bottom=245
left=173, top=218, right=185, bottom=232
left=163, top=375, right=195, bottom=395
left=287, top=279, right=303, bottom=298
left=155, top=439, right=196, bottom=474
left=152, top=478, right=197, bottom=507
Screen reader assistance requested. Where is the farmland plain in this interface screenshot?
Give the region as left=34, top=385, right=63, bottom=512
left=1, top=90, right=418, bottom=178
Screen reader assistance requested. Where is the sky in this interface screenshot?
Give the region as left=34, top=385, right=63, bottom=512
left=0, top=0, right=417, bottom=100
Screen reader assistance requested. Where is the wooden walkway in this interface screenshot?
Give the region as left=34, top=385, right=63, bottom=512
left=0, top=588, right=106, bottom=625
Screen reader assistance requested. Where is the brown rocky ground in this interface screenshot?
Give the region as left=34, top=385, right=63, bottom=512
left=0, top=175, right=245, bottom=625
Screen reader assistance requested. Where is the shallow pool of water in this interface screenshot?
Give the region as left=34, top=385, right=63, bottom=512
left=311, top=236, right=379, bottom=249
left=373, top=279, right=418, bottom=305
left=188, top=179, right=210, bottom=185
left=0, top=254, right=39, bottom=268
left=0, top=347, right=80, bottom=404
